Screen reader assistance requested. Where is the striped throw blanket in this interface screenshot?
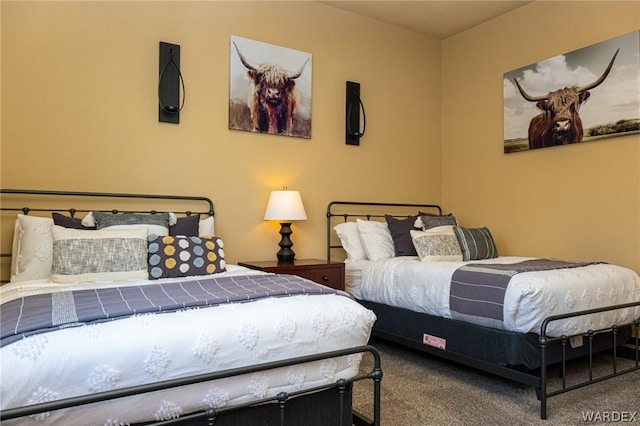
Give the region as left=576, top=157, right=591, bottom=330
left=449, top=259, right=602, bottom=328
left=1, top=273, right=338, bottom=348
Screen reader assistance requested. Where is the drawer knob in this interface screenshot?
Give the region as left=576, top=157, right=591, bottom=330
left=322, top=275, right=330, bottom=281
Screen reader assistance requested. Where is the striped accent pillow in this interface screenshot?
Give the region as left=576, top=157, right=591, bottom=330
left=415, top=213, right=458, bottom=231
left=453, top=226, right=498, bottom=261
left=50, top=225, right=148, bottom=283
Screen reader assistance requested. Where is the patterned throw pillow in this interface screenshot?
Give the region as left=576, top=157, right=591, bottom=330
left=410, top=226, right=463, bottom=262
left=147, top=235, right=226, bottom=279
left=453, top=226, right=498, bottom=261
left=50, top=226, right=149, bottom=283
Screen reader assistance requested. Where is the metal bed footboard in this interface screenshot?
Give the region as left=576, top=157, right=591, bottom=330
left=539, top=303, right=640, bottom=419
left=0, top=345, right=382, bottom=426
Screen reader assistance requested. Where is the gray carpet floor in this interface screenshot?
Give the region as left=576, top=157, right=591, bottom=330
left=353, top=338, right=639, bottom=426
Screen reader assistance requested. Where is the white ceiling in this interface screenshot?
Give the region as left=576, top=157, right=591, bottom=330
left=317, top=1, right=533, bottom=39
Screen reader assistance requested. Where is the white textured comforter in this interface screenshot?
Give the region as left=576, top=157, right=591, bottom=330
left=346, top=256, right=640, bottom=336
left=0, top=266, right=376, bottom=425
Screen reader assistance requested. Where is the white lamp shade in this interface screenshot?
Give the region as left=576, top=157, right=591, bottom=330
left=264, top=190, right=308, bottom=221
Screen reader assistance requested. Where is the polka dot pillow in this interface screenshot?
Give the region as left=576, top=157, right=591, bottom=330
left=148, top=235, right=226, bottom=279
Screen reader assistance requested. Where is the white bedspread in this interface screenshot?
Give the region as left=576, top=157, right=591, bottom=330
left=347, top=256, right=640, bottom=336
left=0, top=266, right=376, bottom=425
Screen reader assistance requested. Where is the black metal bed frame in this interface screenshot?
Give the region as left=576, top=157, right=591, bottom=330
left=326, top=200, right=442, bottom=261
left=327, top=200, right=640, bottom=420
left=0, top=187, right=215, bottom=217
left=0, top=190, right=383, bottom=425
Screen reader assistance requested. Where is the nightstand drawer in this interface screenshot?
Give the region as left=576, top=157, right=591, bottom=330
left=287, top=267, right=343, bottom=290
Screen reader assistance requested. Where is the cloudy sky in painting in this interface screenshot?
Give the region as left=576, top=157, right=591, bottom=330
left=503, top=31, right=639, bottom=141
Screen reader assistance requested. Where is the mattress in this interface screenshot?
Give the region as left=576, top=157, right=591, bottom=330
left=346, top=256, right=640, bottom=336
left=0, top=265, right=376, bottom=425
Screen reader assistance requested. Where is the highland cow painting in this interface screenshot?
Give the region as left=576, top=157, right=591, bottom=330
left=229, top=35, right=312, bottom=139
left=503, top=30, right=640, bottom=153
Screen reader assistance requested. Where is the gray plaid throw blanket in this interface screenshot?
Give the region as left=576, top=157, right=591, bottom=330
left=449, top=259, right=602, bottom=328
left=1, top=273, right=339, bottom=348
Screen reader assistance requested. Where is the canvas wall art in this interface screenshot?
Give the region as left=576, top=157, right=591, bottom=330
left=229, top=35, right=312, bottom=139
left=503, top=30, right=640, bottom=153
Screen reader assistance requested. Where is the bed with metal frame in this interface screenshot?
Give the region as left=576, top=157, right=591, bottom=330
left=327, top=200, right=639, bottom=420
left=0, top=189, right=382, bottom=426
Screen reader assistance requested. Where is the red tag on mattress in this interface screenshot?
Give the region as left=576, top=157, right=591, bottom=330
left=423, top=333, right=446, bottom=349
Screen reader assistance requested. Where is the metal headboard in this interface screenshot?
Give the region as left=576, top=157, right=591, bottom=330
left=1, top=189, right=215, bottom=282
left=0, top=188, right=214, bottom=217
left=326, top=201, right=442, bottom=262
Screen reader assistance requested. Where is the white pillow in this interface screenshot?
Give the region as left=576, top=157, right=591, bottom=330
left=10, top=219, right=19, bottom=277
left=411, top=226, right=463, bottom=262
left=199, top=216, right=215, bottom=236
left=333, top=222, right=367, bottom=262
left=81, top=211, right=96, bottom=227
left=50, top=226, right=149, bottom=283
left=356, top=219, right=395, bottom=261
left=10, top=214, right=54, bottom=282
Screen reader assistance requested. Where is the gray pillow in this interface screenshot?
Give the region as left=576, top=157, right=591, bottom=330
left=417, top=213, right=457, bottom=230
left=50, top=226, right=149, bottom=282
left=93, top=211, right=170, bottom=229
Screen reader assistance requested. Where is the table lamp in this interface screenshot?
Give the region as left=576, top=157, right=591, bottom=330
left=264, top=188, right=308, bottom=261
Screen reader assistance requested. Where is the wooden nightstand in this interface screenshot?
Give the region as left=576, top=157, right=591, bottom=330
left=238, top=259, right=345, bottom=291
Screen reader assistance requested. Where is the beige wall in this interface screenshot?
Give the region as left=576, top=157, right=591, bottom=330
left=0, top=1, right=442, bottom=264
left=442, top=1, right=640, bottom=271
left=2, top=1, right=639, bottom=273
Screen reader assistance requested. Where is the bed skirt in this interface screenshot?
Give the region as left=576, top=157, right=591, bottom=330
left=359, top=299, right=631, bottom=371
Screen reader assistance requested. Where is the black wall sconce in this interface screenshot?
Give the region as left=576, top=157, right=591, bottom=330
left=158, top=41, right=185, bottom=124
left=345, top=81, right=366, bottom=145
